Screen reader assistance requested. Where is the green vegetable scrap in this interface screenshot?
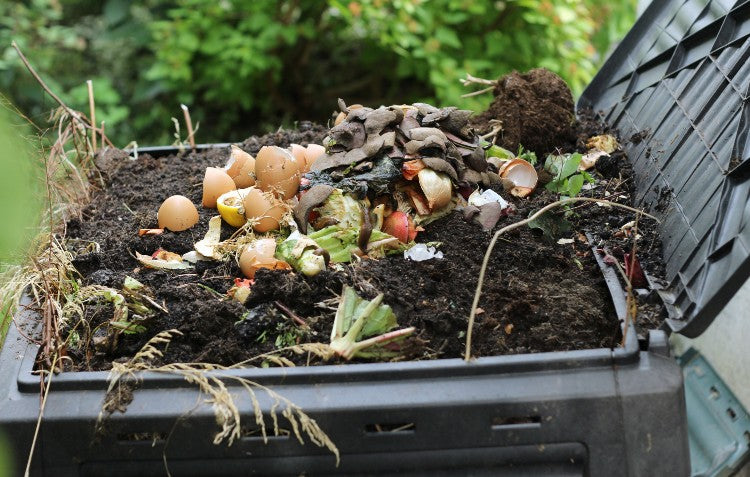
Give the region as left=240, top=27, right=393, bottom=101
left=544, top=153, right=594, bottom=197
left=314, top=189, right=363, bottom=229
left=275, top=232, right=327, bottom=277
left=527, top=210, right=572, bottom=242
left=484, top=143, right=515, bottom=161
left=309, top=226, right=398, bottom=263
left=330, top=286, right=415, bottom=360
left=516, top=145, right=538, bottom=166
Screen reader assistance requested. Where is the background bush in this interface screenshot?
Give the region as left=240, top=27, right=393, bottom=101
left=1, top=0, right=636, bottom=146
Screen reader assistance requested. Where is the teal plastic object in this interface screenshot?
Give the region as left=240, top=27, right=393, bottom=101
left=679, top=347, right=750, bottom=476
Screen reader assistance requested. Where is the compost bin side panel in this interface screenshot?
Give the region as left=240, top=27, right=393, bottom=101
left=0, top=348, right=687, bottom=476
left=580, top=0, right=750, bottom=337
left=617, top=352, right=691, bottom=476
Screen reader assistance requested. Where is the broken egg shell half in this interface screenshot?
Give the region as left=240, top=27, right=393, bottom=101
left=242, top=187, right=286, bottom=233
left=217, top=188, right=250, bottom=228
left=499, top=159, right=537, bottom=196
left=383, top=211, right=418, bottom=243
left=304, top=144, right=326, bottom=171
left=255, top=146, right=301, bottom=200
left=157, top=195, right=199, bottom=232
left=289, top=144, right=307, bottom=171
left=417, top=168, right=453, bottom=211
left=203, top=167, right=237, bottom=208
left=239, top=238, right=291, bottom=279
left=226, top=145, right=256, bottom=188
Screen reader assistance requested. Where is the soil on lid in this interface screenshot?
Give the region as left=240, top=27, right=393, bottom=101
left=62, top=117, right=664, bottom=371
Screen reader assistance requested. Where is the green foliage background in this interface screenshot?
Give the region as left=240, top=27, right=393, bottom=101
left=1, top=0, right=636, bottom=146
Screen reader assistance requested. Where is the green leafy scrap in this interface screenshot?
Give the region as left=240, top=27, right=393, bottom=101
left=544, top=153, right=594, bottom=197
left=330, top=286, right=414, bottom=360
left=527, top=210, right=572, bottom=242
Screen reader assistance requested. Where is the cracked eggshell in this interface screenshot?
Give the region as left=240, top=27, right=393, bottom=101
left=304, top=144, right=326, bottom=171
left=157, top=195, right=199, bottom=232
left=255, top=146, right=301, bottom=200
left=242, top=186, right=286, bottom=233
left=203, top=167, right=237, bottom=208
left=499, top=159, right=537, bottom=197
left=289, top=144, right=307, bottom=171
left=226, top=145, right=256, bottom=188
left=239, top=238, right=290, bottom=278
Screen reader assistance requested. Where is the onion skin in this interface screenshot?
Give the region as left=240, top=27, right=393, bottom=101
left=382, top=211, right=418, bottom=243
left=417, top=168, right=452, bottom=211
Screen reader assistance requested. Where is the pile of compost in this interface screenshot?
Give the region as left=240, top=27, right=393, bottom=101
left=61, top=71, right=665, bottom=372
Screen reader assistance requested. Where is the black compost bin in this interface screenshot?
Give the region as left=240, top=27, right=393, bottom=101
left=4, top=0, right=750, bottom=475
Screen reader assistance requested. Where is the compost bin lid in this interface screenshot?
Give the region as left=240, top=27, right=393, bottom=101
left=579, top=0, right=750, bottom=338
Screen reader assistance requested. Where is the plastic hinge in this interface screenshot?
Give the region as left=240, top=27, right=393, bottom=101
left=647, top=330, right=670, bottom=357
left=678, top=347, right=750, bottom=476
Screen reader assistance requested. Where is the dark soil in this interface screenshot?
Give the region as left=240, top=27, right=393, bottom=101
left=470, top=68, right=577, bottom=158
left=60, top=115, right=666, bottom=372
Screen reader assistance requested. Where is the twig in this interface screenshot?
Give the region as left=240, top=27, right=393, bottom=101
left=274, top=301, right=308, bottom=328
left=464, top=197, right=658, bottom=361
left=461, top=86, right=494, bottom=98
left=12, top=42, right=115, bottom=149
left=460, top=73, right=497, bottom=87
left=13, top=42, right=82, bottom=123
left=480, top=120, right=503, bottom=142
left=25, top=355, right=58, bottom=477
left=181, top=104, right=196, bottom=150
left=87, top=80, right=97, bottom=152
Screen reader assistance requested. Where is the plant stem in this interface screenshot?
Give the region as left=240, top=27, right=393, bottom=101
left=464, top=197, right=658, bottom=361
left=351, top=326, right=415, bottom=354
left=87, top=80, right=97, bottom=152
left=344, top=293, right=383, bottom=342
left=25, top=354, right=57, bottom=477
left=274, top=301, right=308, bottom=328
left=12, top=42, right=115, bottom=148
left=181, top=104, right=196, bottom=150
left=461, top=86, right=494, bottom=98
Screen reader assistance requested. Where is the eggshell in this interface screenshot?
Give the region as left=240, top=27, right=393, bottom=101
left=500, top=159, right=538, bottom=198
left=226, top=145, right=248, bottom=177
left=289, top=144, right=307, bottom=171
left=226, top=146, right=256, bottom=188
left=203, top=167, right=237, bottom=208
left=242, top=187, right=286, bottom=232
left=157, top=195, right=199, bottom=232
left=255, top=146, right=301, bottom=199
left=304, top=144, right=326, bottom=170
left=239, top=238, right=290, bottom=278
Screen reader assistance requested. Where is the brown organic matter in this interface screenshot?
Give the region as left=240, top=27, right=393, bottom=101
left=471, top=68, right=576, bottom=158
left=57, top=116, right=665, bottom=371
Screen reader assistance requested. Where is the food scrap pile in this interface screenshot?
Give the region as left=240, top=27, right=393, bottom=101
left=64, top=70, right=665, bottom=370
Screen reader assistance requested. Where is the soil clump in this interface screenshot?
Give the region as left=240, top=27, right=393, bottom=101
left=470, top=68, right=577, bottom=157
